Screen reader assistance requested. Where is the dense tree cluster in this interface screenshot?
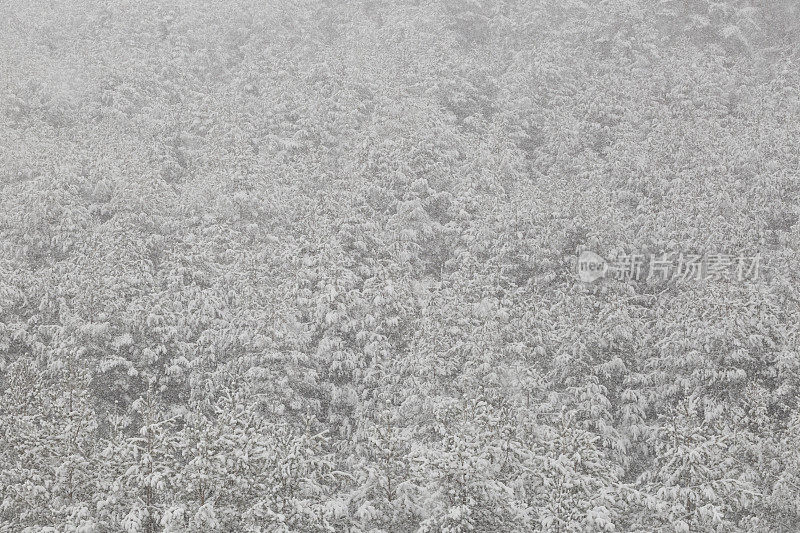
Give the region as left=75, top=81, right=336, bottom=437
left=1, top=0, right=799, bottom=531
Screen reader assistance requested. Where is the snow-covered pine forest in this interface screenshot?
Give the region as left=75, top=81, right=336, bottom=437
left=1, top=1, right=799, bottom=531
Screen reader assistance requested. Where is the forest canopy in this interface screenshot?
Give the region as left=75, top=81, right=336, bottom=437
left=1, top=0, right=799, bottom=531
